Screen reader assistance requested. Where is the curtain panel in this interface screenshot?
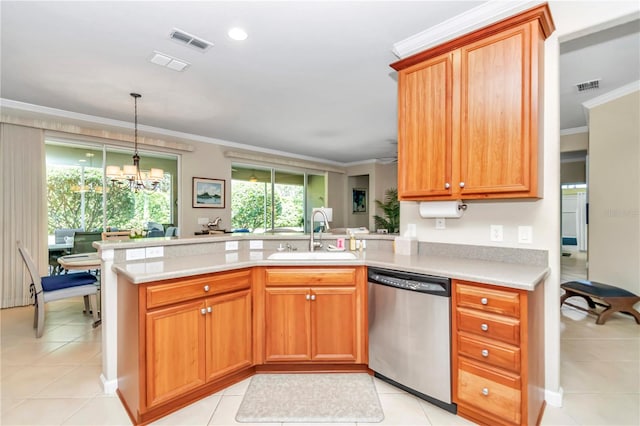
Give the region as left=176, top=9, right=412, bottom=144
left=0, top=123, right=46, bottom=308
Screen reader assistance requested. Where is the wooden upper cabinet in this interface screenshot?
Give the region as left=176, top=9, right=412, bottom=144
left=398, top=52, right=453, bottom=198
left=393, top=4, right=554, bottom=201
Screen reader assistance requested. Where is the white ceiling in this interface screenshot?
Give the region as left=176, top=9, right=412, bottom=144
left=1, top=1, right=638, bottom=165
left=559, top=18, right=639, bottom=131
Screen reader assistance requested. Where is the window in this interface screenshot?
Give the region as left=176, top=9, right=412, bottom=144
left=231, top=164, right=326, bottom=233
left=45, top=140, right=178, bottom=237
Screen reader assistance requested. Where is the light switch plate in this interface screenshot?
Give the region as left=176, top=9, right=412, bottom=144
left=518, top=226, right=533, bottom=244
left=126, top=248, right=146, bottom=261
left=435, top=218, right=446, bottom=230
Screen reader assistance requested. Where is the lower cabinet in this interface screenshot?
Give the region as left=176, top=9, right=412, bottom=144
left=451, top=279, right=545, bottom=426
left=260, top=266, right=367, bottom=365
left=117, top=269, right=253, bottom=425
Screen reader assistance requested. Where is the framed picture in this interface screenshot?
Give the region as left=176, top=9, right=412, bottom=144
left=352, top=188, right=367, bottom=213
left=192, top=177, right=225, bottom=208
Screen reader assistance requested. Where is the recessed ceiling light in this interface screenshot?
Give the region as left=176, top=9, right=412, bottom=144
left=228, top=27, right=248, bottom=41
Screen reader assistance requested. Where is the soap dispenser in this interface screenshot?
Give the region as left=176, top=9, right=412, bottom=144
left=349, top=232, right=356, bottom=251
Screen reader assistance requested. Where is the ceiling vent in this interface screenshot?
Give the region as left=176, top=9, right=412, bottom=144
left=576, top=79, right=600, bottom=92
left=169, top=28, right=213, bottom=52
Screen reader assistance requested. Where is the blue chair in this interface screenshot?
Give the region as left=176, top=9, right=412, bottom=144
left=17, top=241, right=99, bottom=338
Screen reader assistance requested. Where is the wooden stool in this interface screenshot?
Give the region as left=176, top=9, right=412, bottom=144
left=560, top=280, right=640, bottom=325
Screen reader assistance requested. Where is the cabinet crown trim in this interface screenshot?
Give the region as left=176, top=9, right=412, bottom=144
left=391, top=2, right=555, bottom=70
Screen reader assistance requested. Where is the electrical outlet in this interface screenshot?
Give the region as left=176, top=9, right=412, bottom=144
left=249, top=240, right=263, bottom=250
left=490, top=225, right=503, bottom=242
left=435, top=218, right=446, bottom=229
left=225, top=241, right=239, bottom=251
left=145, top=246, right=164, bottom=258
left=407, top=223, right=417, bottom=237
left=518, top=226, right=533, bottom=244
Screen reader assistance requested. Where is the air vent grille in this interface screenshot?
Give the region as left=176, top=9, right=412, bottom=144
left=169, top=29, right=212, bottom=52
left=576, top=79, right=600, bottom=92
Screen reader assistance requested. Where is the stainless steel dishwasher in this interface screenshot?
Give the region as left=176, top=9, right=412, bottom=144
left=368, top=267, right=456, bottom=413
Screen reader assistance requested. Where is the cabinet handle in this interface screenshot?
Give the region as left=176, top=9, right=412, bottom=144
left=481, top=349, right=489, bottom=357
left=444, top=182, right=450, bottom=189
left=207, top=306, right=212, bottom=313
left=200, top=308, right=207, bottom=315
left=306, top=294, right=311, bottom=301
left=481, top=323, right=489, bottom=331
left=481, top=297, right=488, bottom=305
left=482, top=387, right=489, bottom=396
left=459, top=182, right=465, bottom=188
left=311, top=294, right=316, bottom=301
left=203, top=285, right=210, bottom=292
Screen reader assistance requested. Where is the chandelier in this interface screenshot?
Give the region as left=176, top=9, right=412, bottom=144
left=106, top=93, right=164, bottom=192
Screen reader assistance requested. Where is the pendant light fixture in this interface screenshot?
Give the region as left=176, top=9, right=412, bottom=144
left=106, top=93, right=164, bottom=192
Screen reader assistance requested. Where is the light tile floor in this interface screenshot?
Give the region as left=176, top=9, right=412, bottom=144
left=2, top=272, right=638, bottom=425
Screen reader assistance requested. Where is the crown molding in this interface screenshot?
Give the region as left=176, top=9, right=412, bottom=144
left=392, top=0, right=545, bottom=59
left=582, top=80, right=640, bottom=125
left=582, top=80, right=640, bottom=110
left=560, top=126, right=589, bottom=136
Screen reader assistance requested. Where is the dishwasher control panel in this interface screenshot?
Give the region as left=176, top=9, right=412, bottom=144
left=368, top=267, right=450, bottom=296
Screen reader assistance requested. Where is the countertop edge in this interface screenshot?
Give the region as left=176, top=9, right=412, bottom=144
left=111, top=250, right=549, bottom=291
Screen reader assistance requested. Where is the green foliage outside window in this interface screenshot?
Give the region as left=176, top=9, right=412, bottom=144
left=47, top=165, right=171, bottom=234
left=231, top=180, right=303, bottom=232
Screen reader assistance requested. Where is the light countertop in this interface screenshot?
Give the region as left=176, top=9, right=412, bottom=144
left=112, top=248, right=549, bottom=291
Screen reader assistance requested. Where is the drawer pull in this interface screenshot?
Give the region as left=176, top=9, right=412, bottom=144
left=481, top=349, right=489, bottom=357
left=481, top=323, right=489, bottom=331
left=482, top=387, right=489, bottom=396
left=207, top=306, right=212, bottom=313
left=200, top=308, right=207, bottom=315
left=481, top=297, right=488, bottom=305
left=311, top=294, right=316, bottom=301
left=203, top=285, right=210, bottom=292
left=306, top=294, right=311, bottom=301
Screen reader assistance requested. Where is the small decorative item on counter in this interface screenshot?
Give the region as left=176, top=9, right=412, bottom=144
left=130, top=229, right=147, bottom=239
left=336, top=238, right=345, bottom=250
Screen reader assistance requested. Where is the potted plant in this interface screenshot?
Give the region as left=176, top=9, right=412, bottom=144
left=373, top=188, right=399, bottom=234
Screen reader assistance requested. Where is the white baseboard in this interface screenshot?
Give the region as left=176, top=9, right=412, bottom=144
left=100, top=374, right=118, bottom=395
left=545, top=387, right=564, bottom=407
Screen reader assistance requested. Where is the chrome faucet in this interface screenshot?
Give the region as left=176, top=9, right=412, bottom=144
left=309, top=208, right=331, bottom=251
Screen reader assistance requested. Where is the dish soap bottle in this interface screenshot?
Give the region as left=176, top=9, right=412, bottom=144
left=349, top=232, right=356, bottom=251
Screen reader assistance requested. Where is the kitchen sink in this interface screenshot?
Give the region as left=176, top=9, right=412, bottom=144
left=267, top=251, right=357, bottom=260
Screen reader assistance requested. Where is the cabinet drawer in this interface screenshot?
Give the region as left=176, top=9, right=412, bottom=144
left=146, top=269, right=251, bottom=309
left=456, top=282, right=520, bottom=318
left=265, top=268, right=356, bottom=287
left=457, top=308, right=520, bottom=346
left=458, top=333, right=520, bottom=372
left=457, top=357, right=521, bottom=425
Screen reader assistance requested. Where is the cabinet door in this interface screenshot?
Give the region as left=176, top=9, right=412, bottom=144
left=398, top=52, right=453, bottom=199
left=311, top=287, right=358, bottom=362
left=459, top=23, right=533, bottom=196
left=205, top=290, right=252, bottom=381
left=264, top=287, right=311, bottom=362
left=146, top=300, right=206, bottom=407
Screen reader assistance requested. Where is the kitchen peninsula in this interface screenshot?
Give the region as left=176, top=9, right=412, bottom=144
left=96, top=233, right=548, bottom=425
